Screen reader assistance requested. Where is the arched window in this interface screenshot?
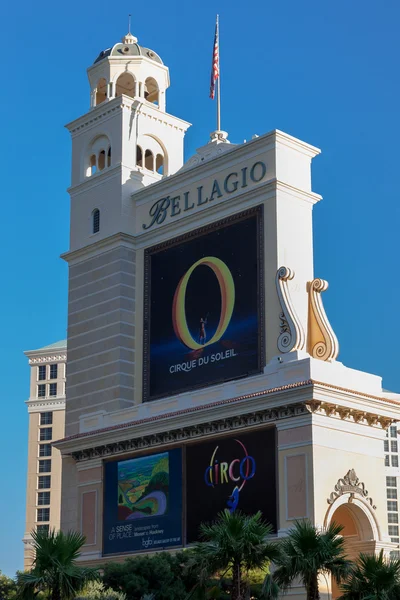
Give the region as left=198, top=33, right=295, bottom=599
left=116, top=73, right=136, bottom=98
left=136, top=145, right=143, bottom=167
left=145, top=150, right=154, bottom=171
left=144, top=78, right=159, bottom=105
left=156, top=154, right=164, bottom=175
left=92, top=209, right=100, bottom=234
left=107, top=147, right=111, bottom=167
left=98, top=150, right=106, bottom=171
left=95, top=78, right=107, bottom=105
left=89, top=155, right=97, bottom=176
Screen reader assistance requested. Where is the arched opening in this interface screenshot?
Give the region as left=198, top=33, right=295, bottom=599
left=98, top=150, right=106, bottom=171
left=95, top=78, right=107, bottom=105
left=145, top=149, right=154, bottom=171
left=136, top=146, right=143, bottom=168
left=92, top=209, right=100, bottom=234
left=144, top=77, right=159, bottom=105
left=107, top=146, right=111, bottom=167
left=115, top=72, right=136, bottom=98
left=89, top=155, right=97, bottom=176
left=156, top=154, right=164, bottom=175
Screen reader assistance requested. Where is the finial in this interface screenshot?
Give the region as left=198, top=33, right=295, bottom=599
left=122, top=15, right=137, bottom=46
left=128, top=14, right=131, bottom=33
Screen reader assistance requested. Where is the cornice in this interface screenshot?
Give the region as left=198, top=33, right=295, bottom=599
left=26, top=398, right=66, bottom=412
left=67, top=164, right=121, bottom=196
left=27, top=354, right=67, bottom=364
left=61, top=232, right=136, bottom=265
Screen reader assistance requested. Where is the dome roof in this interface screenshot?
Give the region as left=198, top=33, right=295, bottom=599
left=93, top=33, right=163, bottom=65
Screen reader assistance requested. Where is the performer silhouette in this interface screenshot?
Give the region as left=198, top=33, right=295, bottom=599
left=199, top=315, right=208, bottom=344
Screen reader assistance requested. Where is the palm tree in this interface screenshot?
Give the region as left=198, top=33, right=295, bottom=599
left=17, top=529, right=98, bottom=600
left=263, top=520, right=351, bottom=600
left=338, top=549, right=400, bottom=600
left=188, top=509, right=281, bottom=600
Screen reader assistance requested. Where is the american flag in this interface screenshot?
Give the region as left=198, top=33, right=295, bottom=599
left=210, top=16, right=219, bottom=100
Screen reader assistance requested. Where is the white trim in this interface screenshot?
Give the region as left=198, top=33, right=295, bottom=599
left=78, top=480, right=102, bottom=487
left=279, top=440, right=312, bottom=451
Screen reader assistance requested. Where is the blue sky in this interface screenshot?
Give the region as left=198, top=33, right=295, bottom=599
left=1, top=0, right=399, bottom=576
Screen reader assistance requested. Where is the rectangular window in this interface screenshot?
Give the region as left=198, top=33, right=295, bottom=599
left=391, top=537, right=400, bottom=544
left=37, top=524, right=49, bottom=534
left=38, top=460, right=51, bottom=473
left=391, top=426, right=398, bottom=438
left=388, top=501, right=398, bottom=512
left=387, top=477, right=397, bottom=487
left=388, top=488, right=398, bottom=499
left=389, top=525, right=399, bottom=536
left=385, top=455, right=390, bottom=466
left=392, top=440, right=398, bottom=453
left=39, top=428, right=52, bottom=441
left=38, top=365, right=46, bottom=381
left=389, top=513, right=399, bottom=524
left=49, top=383, right=57, bottom=397
left=38, top=476, right=51, bottom=489
left=384, top=440, right=389, bottom=452
left=392, top=456, right=399, bottom=467
left=37, top=508, right=50, bottom=522
left=39, top=444, right=51, bottom=457
left=37, top=384, right=46, bottom=398
left=49, top=364, right=58, bottom=380
left=37, top=492, right=50, bottom=506
left=40, top=412, right=53, bottom=426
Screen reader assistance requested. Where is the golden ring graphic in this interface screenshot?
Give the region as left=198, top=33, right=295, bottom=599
left=172, top=257, right=235, bottom=350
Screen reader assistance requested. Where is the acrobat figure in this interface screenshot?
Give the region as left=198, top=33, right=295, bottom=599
left=199, top=315, right=208, bottom=345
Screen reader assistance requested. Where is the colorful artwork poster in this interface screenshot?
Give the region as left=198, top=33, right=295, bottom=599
left=103, top=448, right=182, bottom=555
left=186, top=428, right=277, bottom=543
left=143, top=207, right=264, bottom=401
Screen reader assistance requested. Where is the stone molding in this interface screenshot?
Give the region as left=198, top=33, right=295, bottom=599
left=27, top=398, right=66, bottom=413
left=276, top=266, right=305, bottom=353
left=28, top=354, right=66, bottom=365
left=327, top=469, right=377, bottom=509
left=305, top=399, right=395, bottom=429
left=307, top=278, right=339, bottom=361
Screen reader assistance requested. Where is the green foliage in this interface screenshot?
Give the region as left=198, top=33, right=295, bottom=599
left=75, top=581, right=126, bottom=600
left=151, top=457, right=168, bottom=477
left=102, top=551, right=198, bottom=600
left=0, top=570, right=17, bottom=600
left=263, top=520, right=351, bottom=600
left=338, top=549, right=400, bottom=600
left=16, top=529, right=98, bottom=600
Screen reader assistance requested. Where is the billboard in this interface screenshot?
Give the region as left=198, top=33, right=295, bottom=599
left=103, top=448, right=182, bottom=555
left=143, top=207, right=264, bottom=401
left=185, top=429, right=277, bottom=543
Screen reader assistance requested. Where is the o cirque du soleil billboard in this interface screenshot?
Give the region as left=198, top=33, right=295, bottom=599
left=143, top=206, right=264, bottom=401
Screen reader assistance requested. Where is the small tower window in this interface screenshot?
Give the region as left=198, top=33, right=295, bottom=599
left=145, top=150, right=154, bottom=171
left=144, top=78, right=159, bottom=106
left=156, top=154, right=164, bottom=175
left=92, top=209, right=100, bottom=234
left=136, top=146, right=143, bottom=167
left=98, top=150, right=106, bottom=171
left=116, top=73, right=136, bottom=99
left=107, top=146, right=111, bottom=167
left=95, top=78, right=107, bottom=105
left=90, top=155, right=97, bottom=176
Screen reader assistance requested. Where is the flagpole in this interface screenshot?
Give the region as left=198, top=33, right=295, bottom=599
left=216, top=14, right=221, bottom=131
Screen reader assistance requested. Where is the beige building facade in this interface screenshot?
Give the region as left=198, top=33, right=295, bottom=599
left=25, top=27, right=400, bottom=599
left=23, top=341, right=67, bottom=569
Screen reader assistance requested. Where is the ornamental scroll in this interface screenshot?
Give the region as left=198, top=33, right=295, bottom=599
left=307, top=278, right=339, bottom=361
left=275, top=267, right=305, bottom=353
left=327, top=469, right=376, bottom=509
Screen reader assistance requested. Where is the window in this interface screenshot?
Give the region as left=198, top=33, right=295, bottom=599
left=391, top=426, right=398, bottom=438
left=90, top=154, right=97, bottom=176
left=37, top=524, right=49, bottom=534
left=38, top=476, right=51, bottom=489
left=145, top=149, right=154, bottom=171
left=95, top=78, right=107, bottom=105
left=107, top=146, right=111, bottom=167
left=38, top=460, right=51, bottom=473
left=387, top=477, right=397, bottom=487
left=391, top=537, right=400, bottom=544
left=156, top=154, right=164, bottom=175
left=40, top=428, right=52, bottom=441
left=136, top=145, right=143, bottom=167
left=388, top=488, right=398, bottom=499
left=388, top=501, right=398, bottom=512
left=389, top=513, right=399, bottom=524
left=40, top=412, right=52, bottom=426
left=39, top=444, right=51, bottom=457
left=92, top=209, right=100, bottom=234
left=37, top=508, right=50, bottom=522
left=389, top=525, right=399, bottom=536
left=392, top=440, right=399, bottom=453
left=49, top=383, right=57, bottom=397
left=144, top=77, right=159, bottom=105
left=391, top=550, right=400, bottom=558
left=49, top=364, right=58, bottom=379
left=385, top=455, right=390, bottom=466
left=385, top=440, right=389, bottom=452
left=392, top=456, right=399, bottom=467
left=98, top=149, right=106, bottom=171
left=37, top=492, right=50, bottom=506
left=116, top=72, right=136, bottom=99
left=37, top=384, right=46, bottom=398
left=38, top=365, right=46, bottom=380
